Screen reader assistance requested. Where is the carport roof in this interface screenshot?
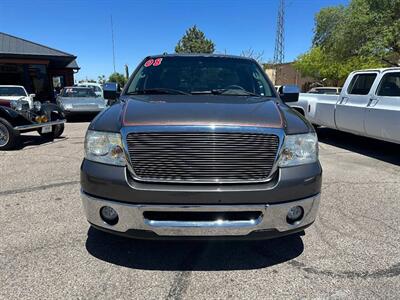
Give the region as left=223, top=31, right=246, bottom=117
left=0, top=32, right=76, bottom=58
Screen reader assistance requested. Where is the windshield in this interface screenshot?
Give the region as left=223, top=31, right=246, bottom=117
left=126, top=56, right=275, bottom=97
left=61, top=87, right=97, bottom=98
left=0, top=87, right=27, bottom=97
left=79, top=84, right=102, bottom=93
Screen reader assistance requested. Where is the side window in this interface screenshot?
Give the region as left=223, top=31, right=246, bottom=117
left=377, top=72, right=400, bottom=97
left=347, top=73, right=377, bottom=95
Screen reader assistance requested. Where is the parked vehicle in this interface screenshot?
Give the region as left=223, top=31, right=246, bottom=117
left=293, top=68, right=400, bottom=144
left=56, top=87, right=106, bottom=117
left=80, top=54, right=322, bottom=240
left=308, top=87, right=342, bottom=95
left=0, top=85, right=36, bottom=108
left=77, top=82, right=104, bottom=98
left=0, top=97, right=65, bottom=150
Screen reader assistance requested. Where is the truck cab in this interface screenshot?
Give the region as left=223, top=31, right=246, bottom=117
left=299, top=68, right=400, bottom=144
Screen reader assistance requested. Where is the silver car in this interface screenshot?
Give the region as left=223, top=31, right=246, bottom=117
left=57, top=87, right=106, bottom=117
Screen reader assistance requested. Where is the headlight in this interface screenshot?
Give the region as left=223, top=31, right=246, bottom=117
left=10, top=100, right=22, bottom=111
left=278, top=133, right=318, bottom=167
left=84, top=130, right=125, bottom=166
left=33, top=101, right=41, bottom=111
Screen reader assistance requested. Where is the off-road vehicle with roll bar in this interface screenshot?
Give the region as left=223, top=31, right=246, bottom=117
left=81, top=54, right=322, bottom=240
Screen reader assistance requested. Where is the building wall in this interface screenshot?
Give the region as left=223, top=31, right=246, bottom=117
left=0, top=59, right=76, bottom=101
left=264, top=62, right=316, bottom=92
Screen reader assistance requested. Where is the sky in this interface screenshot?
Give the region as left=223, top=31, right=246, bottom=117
left=0, top=0, right=349, bottom=81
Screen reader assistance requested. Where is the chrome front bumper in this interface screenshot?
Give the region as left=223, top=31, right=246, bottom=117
left=81, top=192, right=320, bottom=237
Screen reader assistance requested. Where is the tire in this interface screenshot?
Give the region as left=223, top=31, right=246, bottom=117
left=38, top=124, right=64, bottom=139
left=0, top=117, right=20, bottom=150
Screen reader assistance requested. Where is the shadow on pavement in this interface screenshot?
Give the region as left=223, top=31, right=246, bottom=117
left=11, top=135, right=66, bottom=150
left=85, top=227, right=304, bottom=271
left=317, top=127, right=400, bottom=166
left=66, top=114, right=97, bottom=123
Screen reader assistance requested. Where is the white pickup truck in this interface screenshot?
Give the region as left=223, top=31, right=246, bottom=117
left=290, top=67, right=400, bottom=144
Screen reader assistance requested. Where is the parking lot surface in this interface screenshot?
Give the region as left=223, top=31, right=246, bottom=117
left=1, top=122, right=399, bottom=299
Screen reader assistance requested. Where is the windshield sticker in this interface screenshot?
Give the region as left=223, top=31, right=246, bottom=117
left=153, top=58, right=163, bottom=66
left=144, top=59, right=154, bottom=67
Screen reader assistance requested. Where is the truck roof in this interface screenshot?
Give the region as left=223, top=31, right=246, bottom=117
left=0, top=85, right=25, bottom=88
left=352, top=67, right=400, bottom=73
left=147, top=53, right=255, bottom=61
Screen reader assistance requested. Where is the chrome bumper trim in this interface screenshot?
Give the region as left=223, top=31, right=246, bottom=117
left=14, top=120, right=66, bottom=131
left=81, top=192, right=320, bottom=236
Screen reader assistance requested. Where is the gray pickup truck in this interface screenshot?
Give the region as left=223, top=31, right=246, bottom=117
left=80, top=54, right=322, bottom=239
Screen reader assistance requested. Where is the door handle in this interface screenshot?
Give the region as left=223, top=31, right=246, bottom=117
left=367, top=97, right=379, bottom=107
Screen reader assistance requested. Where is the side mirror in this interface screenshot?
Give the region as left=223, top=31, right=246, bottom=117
left=29, top=94, right=36, bottom=98
left=279, top=85, right=300, bottom=102
left=103, top=82, right=120, bottom=101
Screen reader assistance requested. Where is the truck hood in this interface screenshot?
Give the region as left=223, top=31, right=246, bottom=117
left=122, top=95, right=283, bottom=128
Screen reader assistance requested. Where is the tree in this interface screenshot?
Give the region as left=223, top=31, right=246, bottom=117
left=312, top=6, right=345, bottom=47
left=175, top=25, right=215, bottom=54
left=108, top=72, right=127, bottom=87
left=295, top=0, right=398, bottom=84
left=78, top=79, right=96, bottom=83
left=321, top=0, right=400, bottom=66
left=240, top=47, right=265, bottom=63
left=294, top=47, right=383, bottom=86
left=98, top=75, right=106, bottom=84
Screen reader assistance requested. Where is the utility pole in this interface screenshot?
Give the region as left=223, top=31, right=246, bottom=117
left=111, top=15, right=116, bottom=73
left=273, top=0, right=285, bottom=84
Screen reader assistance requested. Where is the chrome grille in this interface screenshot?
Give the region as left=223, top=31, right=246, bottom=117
left=126, top=132, right=280, bottom=183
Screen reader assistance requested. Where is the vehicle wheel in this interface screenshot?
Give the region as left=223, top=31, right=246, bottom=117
left=0, top=117, right=20, bottom=150
left=38, top=124, right=64, bottom=139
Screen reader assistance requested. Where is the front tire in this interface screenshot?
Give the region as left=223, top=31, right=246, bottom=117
left=0, top=117, right=20, bottom=150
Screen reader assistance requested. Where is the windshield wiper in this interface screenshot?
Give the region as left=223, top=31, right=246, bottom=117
left=126, top=88, right=190, bottom=95
left=191, top=89, right=261, bottom=97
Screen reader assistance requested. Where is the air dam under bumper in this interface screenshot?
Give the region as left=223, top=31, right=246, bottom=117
left=81, top=191, right=320, bottom=239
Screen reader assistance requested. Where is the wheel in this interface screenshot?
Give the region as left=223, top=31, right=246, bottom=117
left=38, top=124, right=64, bottom=140
left=0, top=117, right=20, bottom=150
left=53, top=124, right=64, bottom=138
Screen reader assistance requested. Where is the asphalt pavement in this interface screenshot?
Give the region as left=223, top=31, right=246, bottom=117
left=1, top=122, right=399, bottom=299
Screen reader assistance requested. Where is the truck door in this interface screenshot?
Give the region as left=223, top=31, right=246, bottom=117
left=365, top=71, right=400, bottom=144
left=335, top=72, right=378, bottom=135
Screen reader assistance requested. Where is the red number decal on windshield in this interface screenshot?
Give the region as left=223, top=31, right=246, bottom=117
left=153, top=58, right=163, bottom=66
left=144, top=59, right=154, bottom=67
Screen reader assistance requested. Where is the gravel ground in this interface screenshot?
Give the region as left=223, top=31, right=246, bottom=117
left=1, top=121, right=399, bottom=299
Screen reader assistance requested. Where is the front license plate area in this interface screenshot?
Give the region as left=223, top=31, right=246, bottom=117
left=41, top=125, right=52, bottom=133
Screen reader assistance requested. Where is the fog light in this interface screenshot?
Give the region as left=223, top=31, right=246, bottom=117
left=286, top=206, right=304, bottom=224
left=100, top=206, right=119, bottom=225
